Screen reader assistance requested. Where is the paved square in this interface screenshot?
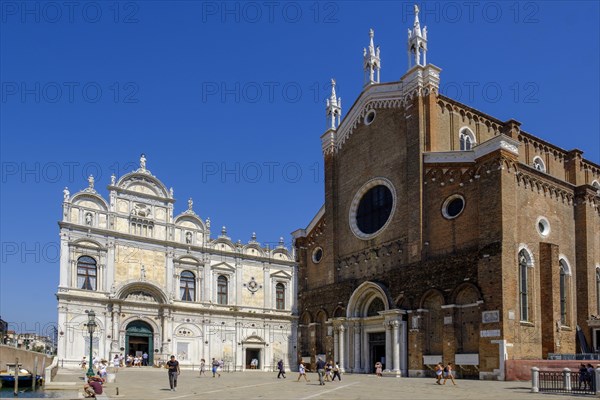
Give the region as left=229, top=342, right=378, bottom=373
left=52, top=368, right=575, bottom=399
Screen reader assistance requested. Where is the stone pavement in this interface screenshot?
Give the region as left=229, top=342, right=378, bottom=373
left=47, top=367, right=578, bottom=400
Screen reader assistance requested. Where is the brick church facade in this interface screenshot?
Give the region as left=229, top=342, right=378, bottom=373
left=292, top=7, right=600, bottom=380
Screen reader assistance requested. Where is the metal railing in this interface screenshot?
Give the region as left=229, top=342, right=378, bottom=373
left=532, top=367, right=598, bottom=396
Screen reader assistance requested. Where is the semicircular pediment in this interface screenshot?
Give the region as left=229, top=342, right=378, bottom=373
left=71, top=192, right=109, bottom=211
left=117, top=172, right=169, bottom=198
left=116, top=281, right=168, bottom=304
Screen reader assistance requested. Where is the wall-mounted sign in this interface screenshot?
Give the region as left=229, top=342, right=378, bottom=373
left=480, top=329, right=500, bottom=338
left=482, top=310, right=500, bottom=323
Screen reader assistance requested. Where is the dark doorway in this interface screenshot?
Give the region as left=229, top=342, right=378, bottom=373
left=245, top=348, right=260, bottom=369
left=125, top=320, right=153, bottom=364
left=369, top=332, right=386, bottom=372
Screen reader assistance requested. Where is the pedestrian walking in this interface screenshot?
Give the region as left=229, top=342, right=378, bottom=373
left=435, top=362, right=443, bottom=385
left=142, top=352, right=148, bottom=366
left=587, top=364, right=595, bottom=390
left=325, top=361, right=332, bottom=381
left=199, top=359, right=206, bottom=377
left=316, top=357, right=326, bottom=385
left=332, top=361, right=342, bottom=381
left=296, top=361, right=310, bottom=382
left=442, top=362, right=456, bottom=385
left=166, top=355, right=180, bottom=391
left=98, top=361, right=108, bottom=379
left=277, top=359, right=286, bottom=379
left=211, top=358, right=221, bottom=378
left=112, top=355, right=120, bottom=370
left=375, top=361, right=383, bottom=377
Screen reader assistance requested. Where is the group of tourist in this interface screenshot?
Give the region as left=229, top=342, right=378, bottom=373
left=434, top=362, right=457, bottom=385
left=165, top=356, right=226, bottom=391
left=578, top=363, right=596, bottom=390
left=82, top=352, right=150, bottom=372
left=81, top=353, right=461, bottom=395
left=298, top=358, right=342, bottom=385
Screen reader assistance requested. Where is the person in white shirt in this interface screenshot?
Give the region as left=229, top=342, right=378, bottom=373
left=296, top=362, right=310, bottom=382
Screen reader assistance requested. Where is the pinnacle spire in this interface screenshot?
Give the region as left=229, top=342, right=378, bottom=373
left=363, top=28, right=381, bottom=86
left=326, top=79, right=342, bottom=130
left=407, top=4, right=428, bottom=69
left=413, top=4, right=421, bottom=37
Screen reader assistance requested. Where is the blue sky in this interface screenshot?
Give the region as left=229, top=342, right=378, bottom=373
left=1, top=1, right=599, bottom=333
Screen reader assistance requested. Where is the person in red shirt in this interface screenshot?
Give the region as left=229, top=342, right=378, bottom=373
left=83, top=376, right=103, bottom=398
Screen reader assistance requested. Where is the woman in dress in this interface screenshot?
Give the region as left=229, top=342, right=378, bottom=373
left=199, top=359, right=206, bottom=377
left=374, top=361, right=383, bottom=377
left=296, top=362, right=310, bottom=382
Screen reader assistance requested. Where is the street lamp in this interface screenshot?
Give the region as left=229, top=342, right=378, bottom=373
left=85, top=311, right=97, bottom=377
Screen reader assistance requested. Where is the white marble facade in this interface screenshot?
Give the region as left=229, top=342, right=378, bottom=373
left=57, top=156, right=297, bottom=370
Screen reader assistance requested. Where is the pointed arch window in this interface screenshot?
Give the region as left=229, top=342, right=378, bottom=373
left=532, top=156, right=546, bottom=172
left=559, top=259, right=571, bottom=326
left=518, top=249, right=533, bottom=322
left=592, top=180, right=600, bottom=196
left=459, top=128, right=475, bottom=151
left=180, top=270, right=196, bottom=302
left=77, top=256, right=97, bottom=291
left=423, top=293, right=443, bottom=355
left=366, top=297, right=385, bottom=317
left=275, top=283, right=285, bottom=310
left=217, top=275, right=228, bottom=305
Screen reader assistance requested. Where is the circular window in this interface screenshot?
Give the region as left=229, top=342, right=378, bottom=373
left=536, top=216, right=550, bottom=237
left=364, top=110, right=376, bottom=125
left=442, top=195, right=465, bottom=219
left=349, top=178, right=396, bottom=240
left=312, top=247, right=323, bottom=264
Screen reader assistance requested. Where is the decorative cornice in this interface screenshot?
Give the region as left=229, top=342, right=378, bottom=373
left=331, top=64, right=440, bottom=154
left=337, top=238, right=404, bottom=269
left=515, top=168, right=575, bottom=205
left=58, top=222, right=296, bottom=266
left=424, top=135, right=519, bottom=165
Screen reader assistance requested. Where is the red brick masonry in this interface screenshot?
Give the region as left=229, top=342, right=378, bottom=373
left=505, top=360, right=599, bottom=381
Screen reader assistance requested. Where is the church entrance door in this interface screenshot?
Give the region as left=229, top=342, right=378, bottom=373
left=369, top=332, right=386, bottom=372
left=245, top=348, right=261, bottom=369
left=125, top=320, right=154, bottom=364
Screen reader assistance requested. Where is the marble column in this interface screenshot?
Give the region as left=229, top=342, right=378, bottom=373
left=385, top=321, right=392, bottom=371
left=59, top=234, right=69, bottom=287
left=391, top=320, right=400, bottom=375
left=338, top=326, right=346, bottom=373
left=353, top=324, right=361, bottom=372
left=166, top=250, right=174, bottom=300
left=106, top=242, right=115, bottom=291
left=263, top=264, right=270, bottom=309
left=333, top=327, right=339, bottom=365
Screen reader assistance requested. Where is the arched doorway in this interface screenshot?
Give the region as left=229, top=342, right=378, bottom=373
left=126, top=320, right=153, bottom=364
left=340, top=281, right=407, bottom=376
